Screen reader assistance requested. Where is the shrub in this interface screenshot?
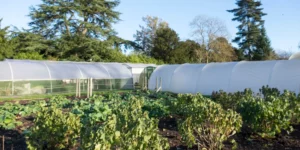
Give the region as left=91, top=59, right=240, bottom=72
left=280, top=90, right=300, bottom=124
left=211, top=88, right=253, bottom=110
left=175, top=94, right=242, bottom=149
left=26, top=107, right=81, bottom=150
left=212, top=86, right=298, bottom=138
left=80, top=96, right=169, bottom=150
left=237, top=95, right=292, bottom=138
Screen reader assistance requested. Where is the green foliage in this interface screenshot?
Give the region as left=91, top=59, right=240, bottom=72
left=56, top=35, right=114, bottom=61
left=26, top=106, right=81, bottom=150
left=13, top=52, right=44, bottom=60
left=280, top=91, right=300, bottom=124
left=0, top=19, right=14, bottom=60
left=143, top=99, right=170, bottom=118
left=228, top=0, right=268, bottom=60
left=151, top=27, right=180, bottom=63
left=174, top=94, right=242, bottom=149
left=134, top=16, right=169, bottom=56
left=80, top=96, right=169, bottom=150
left=10, top=31, right=55, bottom=59
left=212, top=86, right=300, bottom=138
left=29, top=0, right=120, bottom=38
left=253, top=26, right=275, bottom=60
left=176, top=40, right=205, bottom=63
left=126, top=53, right=164, bottom=64
left=211, top=89, right=253, bottom=110
left=237, top=96, right=292, bottom=138
left=0, top=111, right=22, bottom=130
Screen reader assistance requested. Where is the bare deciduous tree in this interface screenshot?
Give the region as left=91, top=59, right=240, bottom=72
left=134, top=16, right=168, bottom=56
left=276, top=50, right=294, bottom=60
left=190, top=15, right=234, bottom=63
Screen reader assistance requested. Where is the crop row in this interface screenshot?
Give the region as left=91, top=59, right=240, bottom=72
left=0, top=87, right=299, bottom=149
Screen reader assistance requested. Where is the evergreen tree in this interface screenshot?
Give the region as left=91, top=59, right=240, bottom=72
left=252, top=26, right=275, bottom=60
left=10, top=30, right=55, bottom=59
left=176, top=40, right=205, bottom=63
left=0, top=19, right=14, bottom=60
left=228, top=0, right=267, bottom=60
left=151, top=27, right=180, bottom=63
left=28, top=0, right=133, bottom=61
left=29, top=0, right=120, bottom=39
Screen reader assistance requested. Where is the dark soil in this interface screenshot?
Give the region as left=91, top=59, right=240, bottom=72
left=0, top=116, right=34, bottom=150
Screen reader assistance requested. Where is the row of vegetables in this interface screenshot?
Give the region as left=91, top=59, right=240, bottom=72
left=0, top=86, right=299, bottom=149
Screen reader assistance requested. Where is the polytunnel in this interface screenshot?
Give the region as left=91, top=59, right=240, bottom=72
left=123, top=63, right=157, bottom=88
left=0, top=59, right=133, bottom=97
left=148, top=60, right=300, bottom=95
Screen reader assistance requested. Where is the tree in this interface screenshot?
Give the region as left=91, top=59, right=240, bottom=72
left=275, top=50, right=293, bottom=60
left=176, top=40, right=206, bottom=63
left=56, top=35, right=111, bottom=61
left=29, top=0, right=120, bottom=38
left=151, top=27, right=180, bottom=63
left=10, top=30, right=55, bottom=59
left=228, top=0, right=267, bottom=60
left=209, top=37, right=237, bottom=62
left=234, top=47, right=245, bottom=61
left=190, top=15, right=232, bottom=63
left=0, top=19, right=14, bottom=60
left=134, top=16, right=168, bottom=56
left=126, top=53, right=164, bottom=64
left=252, top=26, right=275, bottom=60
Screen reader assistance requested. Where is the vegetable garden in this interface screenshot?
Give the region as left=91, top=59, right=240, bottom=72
left=0, top=87, right=300, bottom=149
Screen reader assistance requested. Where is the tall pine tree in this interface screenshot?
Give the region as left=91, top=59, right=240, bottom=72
left=252, top=26, right=275, bottom=60
left=228, top=0, right=270, bottom=61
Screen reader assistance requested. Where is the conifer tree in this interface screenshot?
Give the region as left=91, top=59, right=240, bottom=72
left=228, top=0, right=270, bottom=60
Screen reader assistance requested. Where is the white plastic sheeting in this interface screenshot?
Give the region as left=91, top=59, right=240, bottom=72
left=289, top=52, right=300, bottom=60
left=148, top=65, right=180, bottom=91
left=0, top=59, right=132, bottom=81
left=148, top=60, right=300, bottom=95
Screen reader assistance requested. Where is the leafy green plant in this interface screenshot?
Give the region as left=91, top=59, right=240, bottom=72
left=175, top=94, right=242, bottom=149
left=80, top=96, right=169, bottom=150
left=237, top=95, right=292, bottom=138
left=143, top=99, right=171, bottom=118
left=48, top=96, right=72, bottom=108
left=0, top=111, right=22, bottom=129
left=212, top=86, right=298, bottom=138
left=211, top=88, right=253, bottom=110
left=260, top=85, right=280, bottom=99
left=280, top=90, right=300, bottom=124
left=26, top=106, right=81, bottom=150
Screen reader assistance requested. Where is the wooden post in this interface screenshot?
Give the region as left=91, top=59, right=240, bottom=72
left=110, top=79, right=112, bottom=91
left=50, top=80, right=53, bottom=93
left=75, top=79, right=78, bottom=97
left=144, top=74, right=147, bottom=90
left=2, top=135, right=4, bottom=150
left=87, top=79, right=90, bottom=98
left=78, top=79, right=81, bottom=97
left=90, top=78, right=93, bottom=97
left=11, top=81, right=14, bottom=96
